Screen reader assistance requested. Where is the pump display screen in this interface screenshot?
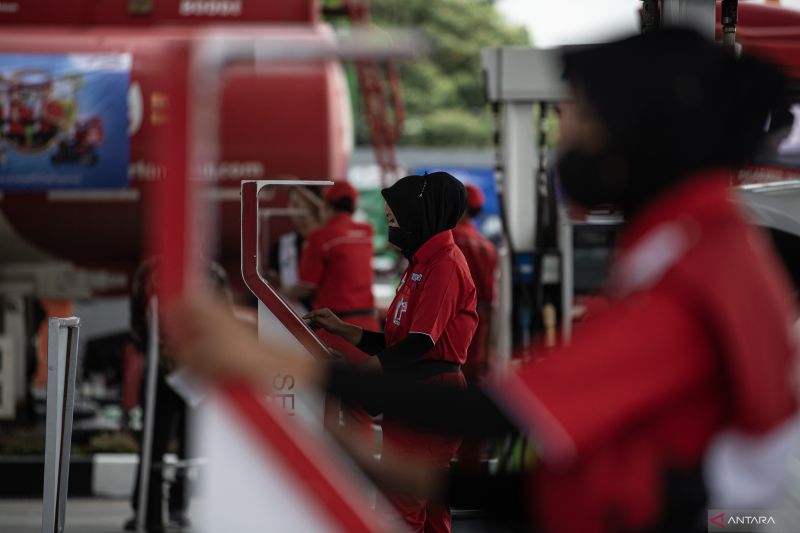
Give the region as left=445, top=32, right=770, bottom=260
left=572, top=223, right=621, bottom=294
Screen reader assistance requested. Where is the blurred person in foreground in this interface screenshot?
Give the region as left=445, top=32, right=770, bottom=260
left=126, top=260, right=232, bottom=533
left=167, top=29, right=800, bottom=533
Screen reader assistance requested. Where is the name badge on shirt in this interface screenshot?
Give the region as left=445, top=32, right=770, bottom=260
left=393, top=298, right=408, bottom=325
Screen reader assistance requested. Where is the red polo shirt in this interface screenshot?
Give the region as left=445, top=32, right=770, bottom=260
left=299, top=213, right=375, bottom=312
left=384, top=230, right=478, bottom=365
left=489, top=173, right=798, bottom=533
left=452, top=219, right=498, bottom=306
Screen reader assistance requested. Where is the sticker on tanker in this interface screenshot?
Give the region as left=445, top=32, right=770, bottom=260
left=178, top=0, right=242, bottom=17
left=0, top=53, right=130, bottom=190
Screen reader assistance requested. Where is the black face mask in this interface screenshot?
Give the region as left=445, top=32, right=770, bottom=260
left=388, top=226, right=418, bottom=259
left=556, top=148, right=630, bottom=210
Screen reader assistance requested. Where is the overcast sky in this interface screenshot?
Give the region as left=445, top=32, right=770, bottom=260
left=496, top=0, right=800, bottom=48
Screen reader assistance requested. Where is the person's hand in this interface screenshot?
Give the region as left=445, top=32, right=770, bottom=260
left=165, top=296, right=324, bottom=388
left=303, top=308, right=345, bottom=333
left=304, top=308, right=364, bottom=345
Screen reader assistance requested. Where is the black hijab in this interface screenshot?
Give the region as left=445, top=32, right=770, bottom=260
left=381, top=171, right=467, bottom=258
left=558, top=28, right=785, bottom=213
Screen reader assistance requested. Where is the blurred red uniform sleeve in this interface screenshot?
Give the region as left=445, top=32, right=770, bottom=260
left=490, top=289, right=717, bottom=463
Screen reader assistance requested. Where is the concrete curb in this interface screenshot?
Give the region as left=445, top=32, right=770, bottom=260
left=0, top=453, right=182, bottom=498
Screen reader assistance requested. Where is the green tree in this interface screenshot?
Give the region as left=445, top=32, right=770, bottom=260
left=332, top=0, right=530, bottom=146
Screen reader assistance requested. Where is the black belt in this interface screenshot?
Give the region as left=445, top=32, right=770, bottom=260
left=334, top=308, right=376, bottom=318
left=395, top=360, right=462, bottom=381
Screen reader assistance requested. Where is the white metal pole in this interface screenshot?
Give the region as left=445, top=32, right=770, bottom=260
left=136, top=298, right=160, bottom=532
left=41, top=317, right=80, bottom=533
left=502, top=103, right=537, bottom=253
left=55, top=325, right=80, bottom=532
left=495, top=242, right=513, bottom=368
left=42, top=320, right=64, bottom=533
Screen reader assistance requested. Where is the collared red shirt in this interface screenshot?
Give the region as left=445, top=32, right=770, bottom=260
left=299, top=213, right=375, bottom=312
left=452, top=219, right=498, bottom=305
left=384, top=230, right=478, bottom=365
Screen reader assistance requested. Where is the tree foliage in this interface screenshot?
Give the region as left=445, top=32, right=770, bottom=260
left=336, top=0, right=530, bottom=146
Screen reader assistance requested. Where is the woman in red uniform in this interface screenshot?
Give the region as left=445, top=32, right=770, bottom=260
left=170, top=29, right=799, bottom=533
left=306, top=171, right=478, bottom=533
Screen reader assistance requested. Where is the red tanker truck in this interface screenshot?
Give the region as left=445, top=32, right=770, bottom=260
left=0, top=2, right=353, bottom=297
